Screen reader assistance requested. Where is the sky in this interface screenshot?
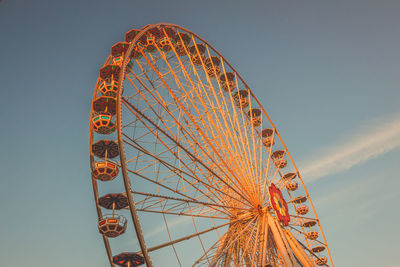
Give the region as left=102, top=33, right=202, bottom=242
left=0, top=0, right=399, bottom=266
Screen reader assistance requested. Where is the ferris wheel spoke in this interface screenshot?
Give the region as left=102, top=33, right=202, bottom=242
left=148, top=41, right=246, bottom=178
left=261, top=153, right=273, bottom=204
left=256, top=119, right=267, bottom=200
left=184, top=40, right=261, bottom=202
left=289, top=236, right=330, bottom=267
left=221, top=68, right=260, bottom=199
left=134, top=57, right=183, bottom=98
left=272, top=243, right=284, bottom=266
left=211, top=217, right=258, bottom=266
left=136, top=209, right=227, bottom=219
left=122, top=131, right=242, bottom=207
left=142, top=50, right=244, bottom=185
left=219, top=59, right=264, bottom=196
left=134, top=192, right=223, bottom=220
left=124, top=165, right=218, bottom=205
left=132, top=193, right=233, bottom=218
left=135, top=96, right=244, bottom=201
left=267, top=167, right=281, bottom=187
left=146, top=42, right=258, bottom=202
left=133, top=191, right=246, bottom=212
left=284, top=195, right=315, bottom=252
left=193, top=222, right=239, bottom=266
left=126, top=64, right=236, bottom=191
left=286, top=225, right=326, bottom=247
left=122, top=129, right=247, bottom=208
left=289, top=214, right=319, bottom=221
left=135, top=200, right=227, bottom=219
left=181, top=59, right=258, bottom=199
left=192, top=235, right=225, bottom=266
left=178, top=47, right=248, bottom=174
left=143, top=220, right=233, bottom=254
left=122, top=96, right=253, bottom=206
left=238, top=216, right=260, bottom=265
left=122, top=137, right=220, bottom=198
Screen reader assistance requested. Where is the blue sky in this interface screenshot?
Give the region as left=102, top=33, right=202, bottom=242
left=0, top=0, right=399, bottom=266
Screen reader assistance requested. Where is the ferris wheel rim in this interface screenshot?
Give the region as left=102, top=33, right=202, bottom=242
left=89, top=54, right=117, bottom=266
left=90, top=23, right=334, bottom=267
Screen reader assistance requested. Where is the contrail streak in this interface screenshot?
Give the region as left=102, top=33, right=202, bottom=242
left=299, top=113, right=400, bottom=182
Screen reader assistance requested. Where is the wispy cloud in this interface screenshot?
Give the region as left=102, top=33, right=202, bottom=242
left=299, top=113, right=400, bottom=182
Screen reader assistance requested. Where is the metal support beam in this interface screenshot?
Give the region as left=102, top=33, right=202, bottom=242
left=267, top=212, right=296, bottom=267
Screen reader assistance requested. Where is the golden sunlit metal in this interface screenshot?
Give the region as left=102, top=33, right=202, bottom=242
left=89, top=23, right=334, bottom=267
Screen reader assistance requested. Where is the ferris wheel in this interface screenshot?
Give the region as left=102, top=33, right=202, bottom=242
left=89, top=23, right=334, bottom=267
